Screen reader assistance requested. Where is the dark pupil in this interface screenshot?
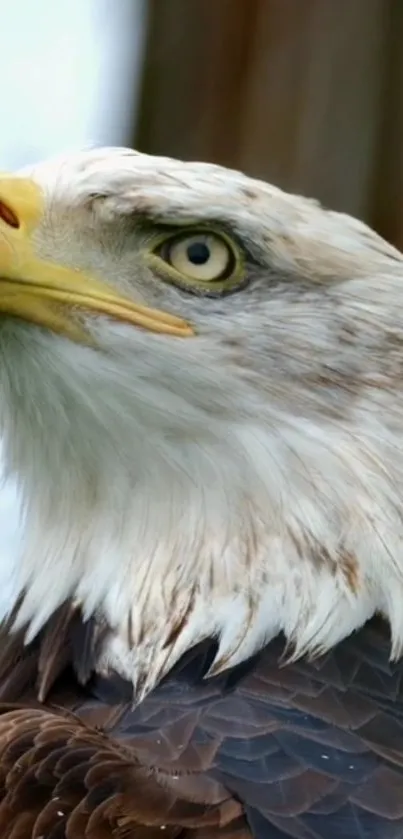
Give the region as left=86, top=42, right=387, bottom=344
left=186, top=241, right=211, bottom=265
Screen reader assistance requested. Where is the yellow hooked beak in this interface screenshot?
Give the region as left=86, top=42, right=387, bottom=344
left=0, top=176, right=193, bottom=342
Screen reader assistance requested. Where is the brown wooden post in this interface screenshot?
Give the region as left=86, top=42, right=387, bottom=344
left=135, top=0, right=396, bottom=232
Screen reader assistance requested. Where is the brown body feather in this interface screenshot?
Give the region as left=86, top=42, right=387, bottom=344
left=0, top=608, right=403, bottom=838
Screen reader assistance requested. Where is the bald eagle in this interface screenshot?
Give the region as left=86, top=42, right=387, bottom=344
left=0, top=147, right=401, bottom=838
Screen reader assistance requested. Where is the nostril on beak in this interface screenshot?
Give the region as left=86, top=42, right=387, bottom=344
left=0, top=201, right=20, bottom=229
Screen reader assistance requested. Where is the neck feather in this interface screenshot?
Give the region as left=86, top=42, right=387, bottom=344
left=0, top=323, right=401, bottom=699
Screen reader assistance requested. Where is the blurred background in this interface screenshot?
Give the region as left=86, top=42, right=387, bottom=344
left=1, top=0, right=402, bottom=246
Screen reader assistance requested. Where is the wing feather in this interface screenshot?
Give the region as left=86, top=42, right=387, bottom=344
left=0, top=609, right=402, bottom=838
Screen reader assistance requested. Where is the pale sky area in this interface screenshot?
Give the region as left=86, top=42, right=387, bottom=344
left=0, top=0, right=147, bottom=170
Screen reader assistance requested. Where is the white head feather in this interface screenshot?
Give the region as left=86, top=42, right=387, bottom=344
left=0, top=146, right=402, bottom=699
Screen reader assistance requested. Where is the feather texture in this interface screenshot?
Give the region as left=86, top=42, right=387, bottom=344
left=0, top=609, right=403, bottom=838
left=1, top=146, right=403, bottom=837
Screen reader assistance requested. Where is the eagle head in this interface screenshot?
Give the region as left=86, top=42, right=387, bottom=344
left=0, top=147, right=402, bottom=699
